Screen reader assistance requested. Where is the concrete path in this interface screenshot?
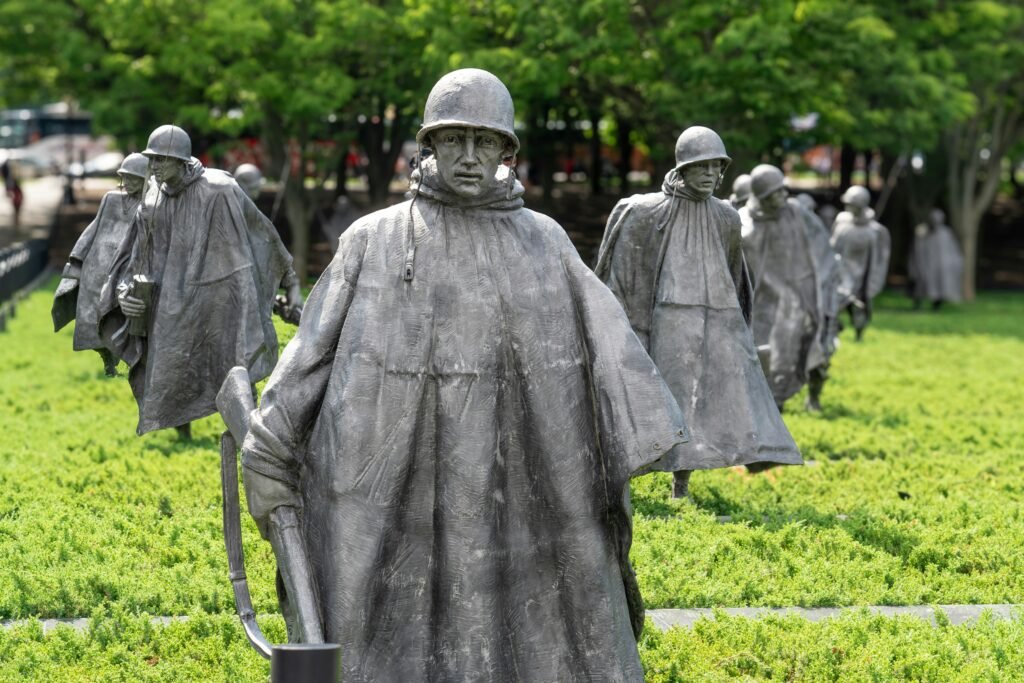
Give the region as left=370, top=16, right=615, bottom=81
left=0, top=175, right=64, bottom=247
left=4, top=605, right=1020, bottom=635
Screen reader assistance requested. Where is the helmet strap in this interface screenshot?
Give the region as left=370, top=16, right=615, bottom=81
left=506, top=153, right=517, bottom=200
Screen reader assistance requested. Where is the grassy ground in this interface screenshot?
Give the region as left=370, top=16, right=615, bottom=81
left=1, top=284, right=1022, bottom=680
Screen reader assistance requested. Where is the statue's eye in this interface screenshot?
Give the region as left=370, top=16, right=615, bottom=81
left=478, top=136, right=497, bottom=147
left=443, top=134, right=460, bottom=144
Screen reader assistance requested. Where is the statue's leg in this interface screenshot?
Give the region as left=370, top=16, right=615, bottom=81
left=97, top=348, right=118, bottom=377
left=806, top=365, right=827, bottom=412
left=175, top=422, right=192, bottom=440
left=851, top=305, right=868, bottom=342
left=672, top=470, right=692, bottom=499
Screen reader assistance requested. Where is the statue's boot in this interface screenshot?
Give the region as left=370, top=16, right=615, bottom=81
left=175, top=422, right=192, bottom=440
left=98, top=348, right=118, bottom=377
left=806, top=367, right=826, bottom=412
left=672, top=470, right=692, bottom=500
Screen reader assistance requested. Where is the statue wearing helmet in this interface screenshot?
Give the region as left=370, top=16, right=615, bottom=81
left=95, top=124, right=299, bottom=438
left=729, top=173, right=752, bottom=209
left=907, top=208, right=963, bottom=309
left=52, top=152, right=151, bottom=376
left=240, top=69, right=689, bottom=681
left=830, top=184, right=891, bottom=340
left=739, top=164, right=843, bottom=411
left=596, top=127, right=801, bottom=500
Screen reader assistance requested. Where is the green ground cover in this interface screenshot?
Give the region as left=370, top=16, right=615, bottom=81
left=1, top=283, right=1023, bottom=680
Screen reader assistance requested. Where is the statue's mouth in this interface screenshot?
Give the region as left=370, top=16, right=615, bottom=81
left=455, top=171, right=483, bottom=181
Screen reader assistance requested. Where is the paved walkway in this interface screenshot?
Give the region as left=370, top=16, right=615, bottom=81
left=4, top=604, right=1020, bottom=635
left=0, top=175, right=65, bottom=248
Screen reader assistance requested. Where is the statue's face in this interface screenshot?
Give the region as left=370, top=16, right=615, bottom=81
left=121, top=175, right=145, bottom=195
left=149, top=155, right=186, bottom=186
left=430, top=127, right=506, bottom=198
left=761, top=187, right=788, bottom=213
left=679, top=159, right=722, bottom=198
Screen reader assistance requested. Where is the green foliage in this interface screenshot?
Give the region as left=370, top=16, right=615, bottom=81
left=639, top=610, right=1024, bottom=681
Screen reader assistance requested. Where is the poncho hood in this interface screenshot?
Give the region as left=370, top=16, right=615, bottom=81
left=409, top=155, right=524, bottom=210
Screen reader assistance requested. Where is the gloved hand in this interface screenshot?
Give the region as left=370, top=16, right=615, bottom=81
left=118, top=289, right=146, bottom=317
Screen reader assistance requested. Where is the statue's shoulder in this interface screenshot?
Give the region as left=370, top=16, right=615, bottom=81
left=616, top=191, right=667, bottom=216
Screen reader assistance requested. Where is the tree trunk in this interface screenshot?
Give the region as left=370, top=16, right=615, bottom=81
left=616, top=116, right=632, bottom=195
left=261, top=109, right=312, bottom=284
left=839, top=143, right=858, bottom=192
left=334, top=148, right=349, bottom=200
left=588, top=109, right=602, bottom=197
left=360, top=105, right=409, bottom=208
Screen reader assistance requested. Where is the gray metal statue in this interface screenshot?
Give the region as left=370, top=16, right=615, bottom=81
left=830, top=185, right=891, bottom=340
left=908, top=208, right=962, bottom=309
left=232, top=163, right=304, bottom=324
left=740, top=164, right=842, bottom=411
left=98, top=125, right=298, bottom=437
left=52, top=153, right=149, bottom=376
left=595, top=127, right=801, bottom=500
left=729, top=173, right=751, bottom=209
left=239, top=69, right=689, bottom=682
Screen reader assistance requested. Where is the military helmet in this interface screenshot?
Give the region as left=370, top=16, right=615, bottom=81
left=750, top=164, right=786, bottom=199
left=674, top=126, right=731, bottom=169
left=731, top=173, right=752, bottom=202
left=117, top=153, right=150, bottom=179
left=417, top=69, right=520, bottom=154
left=234, top=163, right=262, bottom=197
left=143, top=124, right=192, bottom=161
left=840, top=185, right=871, bottom=209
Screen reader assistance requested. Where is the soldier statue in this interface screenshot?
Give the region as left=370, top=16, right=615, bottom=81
left=740, top=164, right=841, bottom=411
left=595, top=127, right=801, bottom=500
left=908, top=208, right=962, bottom=310
left=240, top=69, right=690, bottom=682
left=52, top=153, right=150, bottom=376
left=99, top=125, right=300, bottom=437
left=830, top=185, right=891, bottom=340
left=729, top=173, right=751, bottom=210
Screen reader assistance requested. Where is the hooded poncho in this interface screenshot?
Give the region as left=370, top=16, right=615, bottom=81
left=908, top=222, right=963, bottom=303
left=595, top=171, right=800, bottom=470
left=53, top=190, right=139, bottom=349
left=830, top=208, right=891, bottom=308
left=740, top=198, right=840, bottom=404
left=100, top=159, right=291, bottom=434
left=241, top=157, right=688, bottom=682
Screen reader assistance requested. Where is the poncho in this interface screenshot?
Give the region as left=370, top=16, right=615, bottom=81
left=100, top=159, right=291, bottom=434
left=831, top=208, right=891, bottom=306
left=52, top=190, right=138, bottom=349
left=241, top=158, right=688, bottom=682
left=908, top=223, right=962, bottom=303
left=595, top=173, right=800, bottom=470
left=740, top=199, right=839, bottom=403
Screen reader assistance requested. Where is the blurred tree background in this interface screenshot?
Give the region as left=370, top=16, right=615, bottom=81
left=1, top=0, right=1021, bottom=296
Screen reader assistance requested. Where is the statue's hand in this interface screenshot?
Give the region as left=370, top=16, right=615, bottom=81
left=119, top=292, right=146, bottom=317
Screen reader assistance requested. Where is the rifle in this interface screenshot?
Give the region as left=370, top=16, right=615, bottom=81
left=216, top=367, right=338, bottom=681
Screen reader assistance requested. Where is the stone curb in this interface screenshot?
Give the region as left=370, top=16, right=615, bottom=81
left=4, top=605, right=1020, bottom=635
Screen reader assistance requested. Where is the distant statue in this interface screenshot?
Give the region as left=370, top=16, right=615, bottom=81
left=740, top=164, right=842, bottom=411
left=729, top=173, right=751, bottom=209
left=320, top=195, right=361, bottom=253
left=240, top=69, right=689, bottom=681
left=907, top=208, right=962, bottom=309
left=830, top=185, right=891, bottom=340
left=98, top=125, right=298, bottom=438
left=52, top=153, right=149, bottom=376
left=595, top=127, right=801, bottom=500
left=233, top=163, right=304, bottom=324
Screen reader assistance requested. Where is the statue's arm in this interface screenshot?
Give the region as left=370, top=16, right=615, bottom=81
left=241, top=227, right=366, bottom=533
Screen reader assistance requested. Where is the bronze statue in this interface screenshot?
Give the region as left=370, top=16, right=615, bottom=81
left=830, top=185, right=891, bottom=340
left=908, top=208, right=962, bottom=309
left=740, top=164, right=841, bottom=411
left=595, top=127, right=800, bottom=499
left=52, top=153, right=149, bottom=376
left=99, top=125, right=298, bottom=437
left=729, top=173, right=751, bottom=209
left=240, top=69, right=689, bottom=682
